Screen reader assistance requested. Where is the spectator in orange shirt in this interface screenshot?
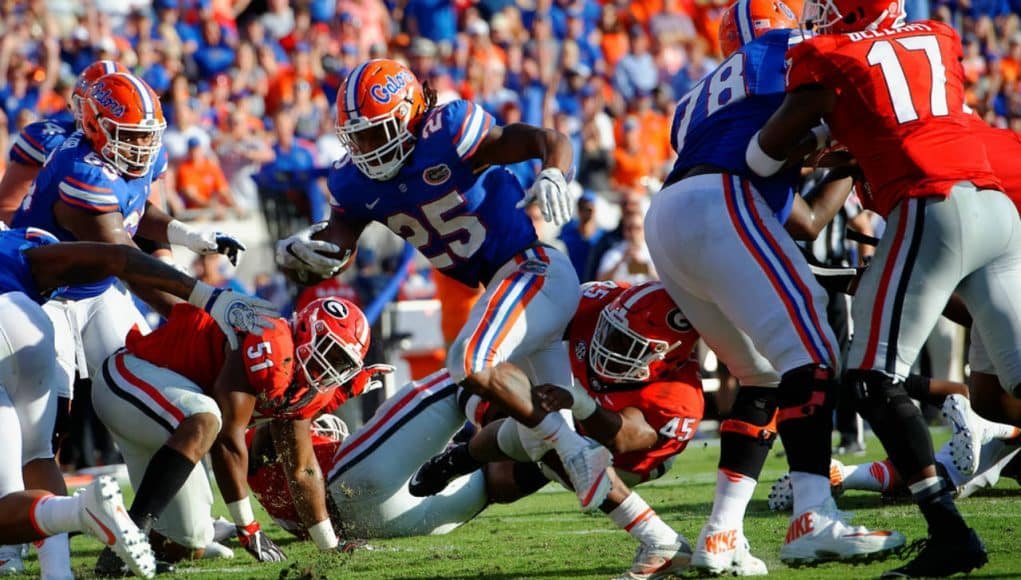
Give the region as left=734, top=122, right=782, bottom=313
left=599, top=4, right=630, bottom=71
left=173, top=137, right=240, bottom=220
left=1000, top=35, right=1021, bottom=85
left=611, top=116, right=654, bottom=195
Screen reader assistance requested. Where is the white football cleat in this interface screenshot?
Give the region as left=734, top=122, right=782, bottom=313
left=944, top=394, right=998, bottom=478
left=769, top=460, right=845, bottom=512
left=0, top=545, right=24, bottom=575
left=78, top=476, right=156, bottom=579
left=561, top=441, right=613, bottom=512
left=780, top=498, right=904, bottom=565
left=615, top=534, right=692, bottom=579
left=201, top=541, right=235, bottom=560
left=692, top=525, right=767, bottom=576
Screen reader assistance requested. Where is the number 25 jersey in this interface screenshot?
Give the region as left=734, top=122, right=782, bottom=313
left=327, top=99, right=538, bottom=288
left=786, top=21, right=1001, bottom=216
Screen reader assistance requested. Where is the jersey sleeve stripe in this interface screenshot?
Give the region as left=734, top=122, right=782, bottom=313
left=10, top=143, right=43, bottom=166
left=461, top=115, right=493, bottom=160
left=455, top=106, right=488, bottom=159
left=12, top=134, right=47, bottom=164
left=453, top=103, right=477, bottom=145
left=65, top=176, right=113, bottom=193
left=58, top=182, right=120, bottom=210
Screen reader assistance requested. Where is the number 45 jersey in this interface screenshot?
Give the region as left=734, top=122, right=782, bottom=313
left=666, top=29, right=804, bottom=222
left=786, top=20, right=1000, bottom=217
left=327, top=99, right=538, bottom=288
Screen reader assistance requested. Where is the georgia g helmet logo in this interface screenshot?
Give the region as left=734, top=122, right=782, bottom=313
left=666, top=309, right=692, bottom=333
left=323, top=299, right=349, bottom=319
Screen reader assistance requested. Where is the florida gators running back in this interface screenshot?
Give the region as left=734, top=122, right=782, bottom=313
left=275, top=59, right=615, bottom=512
left=0, top=61, right=129, bottom=223
left=748, top=0, right=1021, bottom=572
left=645, top=0, right=903, bottom=567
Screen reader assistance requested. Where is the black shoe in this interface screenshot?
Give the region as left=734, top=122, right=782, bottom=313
left=408, top=443, right=478, bottom=497
left=881, top=528, right=987, bottom=578
left=95, top=547, right=176, bottom=577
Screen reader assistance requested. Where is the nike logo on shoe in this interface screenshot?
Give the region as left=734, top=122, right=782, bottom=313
left=580, top=469, right=607, bottom=508
left=785, top=512, right=815, bottom=544
left=704, top=530, right=738, bottom=554
left=86, top=509, right=116, bottom=545
left=844, top=531, right=895, bottom=537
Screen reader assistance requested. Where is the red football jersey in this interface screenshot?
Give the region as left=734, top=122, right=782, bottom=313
left=124, top=303, right=228, bottom=394
left=970, top=118, right=1021, bottom=214
left=567, top=282, right=704, bottom=481
left=786, top=21, right=1001, bottom=216
left=245, top=428, right=341, bottom=536
left=295, top=278, right=360, bottom=314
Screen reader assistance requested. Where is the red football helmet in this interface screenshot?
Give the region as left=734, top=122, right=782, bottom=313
left=802, top=0, right=904, bottom=34
left=720, top=0, right=803, bottom=57
left=589, top=282, right=697, bottom=383
left=81, top=72, right=166, bottom=178
left=293, top=297, right=370, bottom=394
left=72, top=61, right=129, bottom=124
left=335, top=59, right=428, bottom=180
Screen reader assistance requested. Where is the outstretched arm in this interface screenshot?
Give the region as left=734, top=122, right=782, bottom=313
left=270, top=418, right=338, bottom=550
left=470, top=123, right=573, bottom=176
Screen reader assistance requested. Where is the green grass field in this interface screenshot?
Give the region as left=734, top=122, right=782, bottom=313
left=22, top=428, right=1021, bottom=578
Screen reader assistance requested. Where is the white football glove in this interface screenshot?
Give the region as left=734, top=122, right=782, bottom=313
left=167, top=220, right=247, bottom=265
left=516, top=168, right=572, bottom=227
left=188, top=281, right=277, bottom=350
left=275, top=221, right=351, bottom=278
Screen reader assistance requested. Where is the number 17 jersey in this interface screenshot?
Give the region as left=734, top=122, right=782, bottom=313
left=786, top=21, right=1000, bottom=217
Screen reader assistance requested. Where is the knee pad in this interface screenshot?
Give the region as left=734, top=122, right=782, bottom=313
left=844, top=369, right=912, bottom=417
left=903, top=374, right=931, bottom=402
left=720, top=387, right=778, bottom=478
left=777, top=365, right=835, bottom=424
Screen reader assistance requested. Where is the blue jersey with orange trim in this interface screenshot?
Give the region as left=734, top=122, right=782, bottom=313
left=7, top=111, right=75, bottom=168
left=327, top=99, right=538, bottom=288
left=0, top=227, right=62, bottom=304
left=665, top=29, right=803, bottom=222
left=12, top=131, right=161, bottom=299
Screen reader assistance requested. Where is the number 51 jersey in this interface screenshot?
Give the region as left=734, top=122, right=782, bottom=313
left=327, top=99, right=538, bottom=288
left=665, top=29, right=803, bottom=222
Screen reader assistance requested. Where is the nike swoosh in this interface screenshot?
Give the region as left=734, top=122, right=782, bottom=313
left=366, top=198, right=380, bottom=210
left=86, top=508, right=116, bottom=545
left=843, top=531, right=894, bottom=537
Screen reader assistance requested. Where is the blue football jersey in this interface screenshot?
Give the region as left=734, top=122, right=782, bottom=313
left=7, top=111, right=76, bottom=168
left=0, top=227, right=62, bottom=304
left=12, top=131, right=159, bottom=299
left=666, top=29, right=804, bottom=222
left=327, top=99, right=538, bottom=287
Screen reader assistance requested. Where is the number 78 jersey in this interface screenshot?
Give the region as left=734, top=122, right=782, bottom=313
left=786, top=21, right=1000, bottom=217
left=666, top=29, right=804, bottom=221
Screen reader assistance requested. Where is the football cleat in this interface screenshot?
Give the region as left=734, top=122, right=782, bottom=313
left=780, top=498, right=905, bottom=565
left=79, top=476, right=155, bottom=578
left=0, top=544, right=24, bottom=575
left=692, top=525, right=767, bottom=576
left=944, top=394, right=995, bottom=478
left=95, top=547, right=175, bottom=578
left=201, top=541, right=234, bottom=560
left=881, top=528, right=987, bottom=578
left=768, top=460, right=845, bottom=512
left=408, top=442, right=478, bottom=498
left=562, top=441, right=613, bottom=512
left=615, top=535, right=692, bottom=579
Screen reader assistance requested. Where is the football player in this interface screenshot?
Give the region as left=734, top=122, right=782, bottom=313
left=0, top=61, right=127, bottom=223
left=89, top=296, right=387, bottom=573
left=747, top=0, right=1021, bottom=573
left=644, top=0, right=903, bottom=568
left=276, top=59, right=615, bottom=512
left=408, top=282, right=703, bottom=578
left=10, top=71, right=244, bottom=432
left=0, top=226, right=275, bottom=579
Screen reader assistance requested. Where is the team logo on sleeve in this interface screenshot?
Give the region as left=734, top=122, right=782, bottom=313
left=666, top=309, right=692, bottom=333
left=423, top=163, right=451, bottom=186
left=323, top=299, right=349, bottom=319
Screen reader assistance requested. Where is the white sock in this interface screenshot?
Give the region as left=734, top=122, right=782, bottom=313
left=790, top=472, right=831, bottom=515
left=35, top=535, right=72, bottom=580
left=528, top=413, right=585, bottom=458
left=843, top=459, right=896, bottom=492
left=706, top=469, right=756, bottom=530
left=30, top=495, right=83, bottom=536
left=608, top=492, right=678, bottom=546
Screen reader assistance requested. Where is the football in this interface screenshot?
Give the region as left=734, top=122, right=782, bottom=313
left=280, top=219, right=359, bottom=286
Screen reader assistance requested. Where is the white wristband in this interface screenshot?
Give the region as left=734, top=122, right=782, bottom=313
left=745, top=130, right=786, bottom=177
left=811, top=122, right=830, bottom=150
left=187, top=280, right=216, bottom=310
left=227, top=497, right=256, bottom=527
left=308, top=519, right=339, bottom=551
left=571, top=388, right=598, bottom=420
left=166, top=219, right=193, bottom=247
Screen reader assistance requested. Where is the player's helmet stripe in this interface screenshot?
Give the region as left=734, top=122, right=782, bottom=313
left=102, top=60, right=117, bottom=74
left=737, top=0, right=755, bottom=46
left=123, top=73, right=155, bottom=120
left=346, top=61, right=370, bottom=119
left=622, top=281, right=664, bottom=309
